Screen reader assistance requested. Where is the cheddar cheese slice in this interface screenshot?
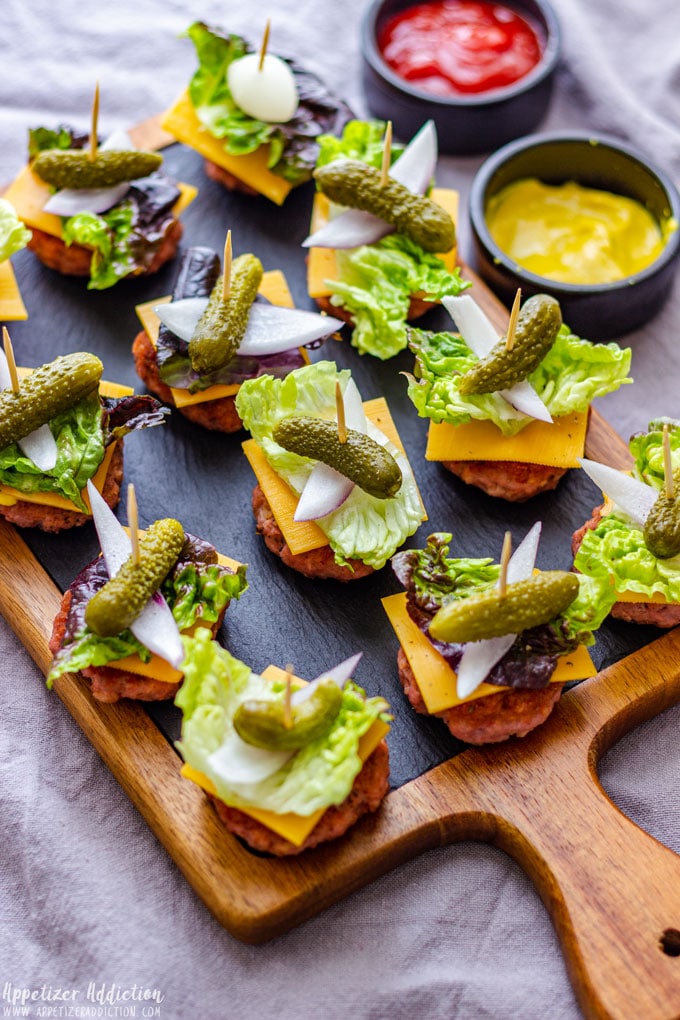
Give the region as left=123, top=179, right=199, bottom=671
left=425, top=411, right=589, bottom=468
left=181, top=663, right=390, bottom=847
left=0, top=260, right=28, bottom=320
left=242, top=397, right=423, bottom=557
left=4, top=164, right=197, bottom=239
left=382, top=591, right=596, bottom=715
left=307, top=188, right=459, bottom=299
left=161, top=91, right=292, bottom=206
left=135, top=269, right=297, bottom=408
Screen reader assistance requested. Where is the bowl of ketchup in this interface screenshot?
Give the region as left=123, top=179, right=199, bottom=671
left=361, top=0, right=561, bottom=155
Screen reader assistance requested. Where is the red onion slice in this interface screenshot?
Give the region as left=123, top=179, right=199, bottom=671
left=294, top=462, right=354, bottom=522
left=389, top=119, right=438, bottom=193
left=578, top=458, right=657, bottom=526
left=501, top=379, right=553, bottom=423
left=0, top=350, right=58, bottom=469
left=292, top=651, right=363, bottom=704
left=207, top=730, right=293, bottom=784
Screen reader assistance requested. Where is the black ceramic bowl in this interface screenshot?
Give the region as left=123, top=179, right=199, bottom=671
left=469, top=132, right=680, bottom=340
left=360, top=0, right=561, bottom=155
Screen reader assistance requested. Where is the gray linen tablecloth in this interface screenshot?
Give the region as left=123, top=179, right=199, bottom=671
left=1, top=1, right=679, bottom=1017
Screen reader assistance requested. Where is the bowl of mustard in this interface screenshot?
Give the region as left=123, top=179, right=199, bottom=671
left=469, top=131, right=680, bottom=339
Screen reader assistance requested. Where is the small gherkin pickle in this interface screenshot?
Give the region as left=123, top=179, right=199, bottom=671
left=233, top=678, right=344, bottom=750
left=459, top=294, right=562, bottom=395
left=273, top=416, right=403, bottom=499
left=32, top=149, right=163, bottom=190
left=84, top=518, right=185, bottom=637
left=428, top=570, right=579, bottom=644
left=188, top=253, right=263, bottom=376
left=313, top=160, right=455, bottom=253
left=0, top=352, right=103, bottom=450
left=643, top=474, right=680, bottom=558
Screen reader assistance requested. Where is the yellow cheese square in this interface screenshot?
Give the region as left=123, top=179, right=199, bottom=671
left=425, top=411, right=589, bottom=469
left=180, top=662, right=390, bottom=847
left=307, top=188, right=459, bottom=299
left=382, top=591, right=596, bottom=714
left=161, top=91, right=292, bottom=206
left=0, top=261, right=28, bottom=320
left=241, top=397, right=421, bottom=557
left=135, top=270, right=297, bottom=408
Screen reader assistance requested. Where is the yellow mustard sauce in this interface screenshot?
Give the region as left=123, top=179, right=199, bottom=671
left=486, top=178, right=670, bottom=284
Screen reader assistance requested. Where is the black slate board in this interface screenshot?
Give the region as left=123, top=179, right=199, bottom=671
left=6, top=139, right=656, bottom=790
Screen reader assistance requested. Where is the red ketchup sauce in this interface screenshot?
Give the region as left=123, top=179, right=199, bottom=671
left=378, top=0, right=544, bottom=96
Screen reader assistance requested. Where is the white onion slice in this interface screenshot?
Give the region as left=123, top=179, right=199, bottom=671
left=500, top=380, right=553, bottom=423
left=455, top=521, right=542, bottom=698
left=302, top=120, right=438, bottom=249
left=42, top=129, right=136, bottom=217
left=578, top=458, right=657, bottom=525
left=342, top=377, right=368, bottom=431
left=154, top=298, right=343, bottom=355
left=86, top=481, right=184, bottom=668
left=0, top=349, right=59, bottom=470
left=294, top=462, right=354, bottom=522
left=207, top=730, right=293, bottom=785
left=292, top=651, right=363, bottom=704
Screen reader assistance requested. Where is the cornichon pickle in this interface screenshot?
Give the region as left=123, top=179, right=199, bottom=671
left=233, top=678, right=343, bottom=750
left=273, top=416, right=403, bottom=499
left=428, top=570, right=579, bottom=644
left=188, top=253, right=263, bottom=375
left=84, top=518, right=185, bottom=637
left=32, top=149, right=163, bottom=189
left=458, top=294, right=563, bottom=395
left=0, top=351, right=103, bottom=449
left=313, top=160, right=455, bottom=253
left=643, top=476, right=680, bottom=558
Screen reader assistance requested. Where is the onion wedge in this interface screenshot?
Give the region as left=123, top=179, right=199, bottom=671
left=578, top=458, right=657, bottom=526
left=302, top=119, right=438, bottom=250
left=207, top=730, right=293, bottom=785
left=43, top=129, right=135, bottom=217
left=0, top=349, right=58, bottom=470
left=292, top=651, right=363, bottom=704
left=154, top=298, right=343, bottom=355
left=86, top=481, right=184, bottom=668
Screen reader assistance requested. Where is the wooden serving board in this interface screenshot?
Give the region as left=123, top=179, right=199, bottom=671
left=3, top=117, right=680, bottom=1019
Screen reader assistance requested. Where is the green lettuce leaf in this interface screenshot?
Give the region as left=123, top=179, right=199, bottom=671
left=326, top=235, right=469, bottom=360
left=176, top=628, right=388, bottom=816
left=235, top=361, right=424, bottom=569
left=407, top=324, right=632, bottom=435
left=315, top=119, right=402, bottom=171
left=629, top=417, right=680, bottom=488
left=62, top=204, right=136, bottom=290
left=0, top=198, right=31, bottom=262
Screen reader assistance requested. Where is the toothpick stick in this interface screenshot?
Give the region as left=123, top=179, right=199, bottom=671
left=89, top=82, right=100, bottom=163
left=335, top=381, right=348, bottom=444
left=127, top=483, right=140, bottom=566
left=222, top=230, right=232, bottom=303
left=663, top=423, right=674, bottom=500
left=258, top=19, right=271, bottom=71
left=379, top=121, right=393, bottom=188
left=2, top=327, right=20, bottom=394
left=505, top=288, right=522, bottom=351
left=498, top=531, right=512, bottom=598
left=283, top=664, right=294, bottom=729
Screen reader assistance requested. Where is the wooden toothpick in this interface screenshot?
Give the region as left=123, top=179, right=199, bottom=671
left=222, top=230, right=233, bottom=303
left=2, top=327, right=20, bottom=394
left=258, top=19, right=271, bottom=71
left=89, top=82, right=100, bottom=163
left=505, top=288, right=522, bottom=352
left=379, top=121, right=393, bottom=188
left=282, top=664, right=294, bottom=729
left=663, top=423, right=674, bottom=500
left=335, top=381, right=348, bottom=444
left=498, top=530, right=512, bottom=598
left=127, top=483, right=140, bottom=566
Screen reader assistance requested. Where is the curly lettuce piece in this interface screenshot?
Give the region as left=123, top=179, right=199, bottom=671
left=175, top=629, right=388, bottom=816
left=629, top=417, right=680, bottom=489
left=48, top=535, right=248, bottom=685
left=0, top=198, right=31, bottom=262
left=235, top=361, right=424, bottom=569
left=407, top=324, right=632, bottom=435
left=315, top=119, right=403, bottom=172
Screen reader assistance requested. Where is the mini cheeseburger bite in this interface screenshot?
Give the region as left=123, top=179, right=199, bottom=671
left=48, top=483, right=247, bottom=703
left=0, top=198, right=31, bottom=321
left=304, top=119, right=467, bottom=360
left=235, top=360, right=426, bottom=581
left=383, top=524, right=613, bottom=744
left=0, top=340, right=166, bottom=532
left=133, top=239, right=344, bottom=433
left=405, top=291, right=632, bottom=501
left=161, top=21, right=353, bottom=206
left=4, top=113, right=195, bottom=289
left=573, top=418, right=680, bottom=628
left=175, top=632, right=390, bottom=855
